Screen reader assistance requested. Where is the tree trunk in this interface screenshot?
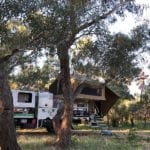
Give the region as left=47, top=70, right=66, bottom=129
left=56, top=102, right=72, bottom=148
left=56, top=44, right=73, bottom=149
left=144, top=110, right=147, bottom=128
left=0, top=66, right=20, bottom=150
left=52, top=102, right=64, bottom=134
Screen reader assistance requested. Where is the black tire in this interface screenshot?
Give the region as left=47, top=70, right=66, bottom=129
left=45, top=118, right=55, bottom=133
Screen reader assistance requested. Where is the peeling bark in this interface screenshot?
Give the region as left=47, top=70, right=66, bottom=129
left=0, top=65, right=20, bottom=150
left=52, top=102, right=64, bottom=134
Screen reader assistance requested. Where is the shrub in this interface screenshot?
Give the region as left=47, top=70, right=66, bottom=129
left=127, top=128, right=137, bottom=141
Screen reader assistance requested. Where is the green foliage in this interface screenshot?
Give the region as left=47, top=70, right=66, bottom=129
left=0, top=1, right=39, bottom=50
left=72, top=135, right=142, bottom=150
left=108, top=99, right=138, bottom=127
left=71, top=135, right=80, bottom=145
left=18, top=134, right=144, bottom=150
left=9, top=63, right=55, bottom=91
left=146, top=137, right=150, bottom=142
left=134, top=121, right=150, bottom=130
left=103, top=33, right=141, bottom=80
left=0, top=1, right=42, bottom=73
left=128, top=102, right=142, bottom=113
left=128, top=86, right=150, bottom=124
left=72, top=31, right=142, bottom=85
left=108, top=83, right=133, bottom=99
left=0, top=0, right=146, bottom=79
left=0, top=0, right=149, bottom=148
left=142, top=86, right=150, bottom=104
left=131, top=24, right=150, bottom=52
left=18, top=135, right=51, bottom=150
left=127, top=128, right=137, bottom=141
left=73, top=124, right=98, bottom=130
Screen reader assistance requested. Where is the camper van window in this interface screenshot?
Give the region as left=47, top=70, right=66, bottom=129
left=18, top=92, right=32, bottom=103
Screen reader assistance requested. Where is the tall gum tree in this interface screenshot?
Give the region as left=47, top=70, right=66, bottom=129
left=25, top=0, right=143, bottom=148
left=26, top=0, right=146, bottom=148
left=0, top=0, right=146, bottom=149
left=0, top=52, right=21, bottom=149
left=72, top=32, right=143, bottom=82
left=0, top=50, right=37, bottom=150
left=0, top=1, right=41, bottom=149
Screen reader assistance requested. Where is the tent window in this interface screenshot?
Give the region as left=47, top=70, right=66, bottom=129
left=82, top=87, right=102, bottom=96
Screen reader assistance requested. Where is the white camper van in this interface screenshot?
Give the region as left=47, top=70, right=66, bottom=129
left=12, top=90, right=58, bottom=132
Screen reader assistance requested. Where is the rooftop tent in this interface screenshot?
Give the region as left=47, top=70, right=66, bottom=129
left=49, top=76, right=119, bottom=116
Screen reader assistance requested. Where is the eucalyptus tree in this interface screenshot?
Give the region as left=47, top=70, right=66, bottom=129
left=0, top=1, right=51, bottom=148
left=72, top=31, right=143, bottom=83
left=0, top=41, right=35, bottom=149
left=9, top=62, right=55, bottom=91
left=24, top=0, right=143, bottom=148
left=128, top=86, right=150, bottom=127
left=0, top=50, right=36, bottom=150
left=0, top=1, right=41, bottom=149
left=0, top=0, right=145, bottom=149
left=132, top=23, right=150, bottom=53
left=142, top=86, right=150, bottom=127
left=0, top=53, right=21, bottom=150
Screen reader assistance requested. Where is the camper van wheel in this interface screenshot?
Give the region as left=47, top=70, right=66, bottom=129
left=45, top=118, right=54, bottom=133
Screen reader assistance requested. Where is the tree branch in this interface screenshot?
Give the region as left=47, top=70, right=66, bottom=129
left=27, top=31, right=44, bottom=46
left=0, top=49, right=19, bottom=64
left=77, top=3, right=125, bottom=33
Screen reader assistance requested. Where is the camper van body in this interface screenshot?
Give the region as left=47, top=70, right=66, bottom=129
left=12, top=90, right=58, bottom=129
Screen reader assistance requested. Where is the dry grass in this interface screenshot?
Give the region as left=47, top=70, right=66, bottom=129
left=18, top=135, right=56, bottom=150
left=17, top=129, right=150, bottom=150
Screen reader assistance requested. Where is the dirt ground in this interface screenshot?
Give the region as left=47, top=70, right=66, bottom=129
left=106, top=130, right=150, bottom=150
left=17, top=128, right=150, bottom=150
left=112, top=129, right=150, bottom=139
left=17, top=128, right=150, bottom=138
